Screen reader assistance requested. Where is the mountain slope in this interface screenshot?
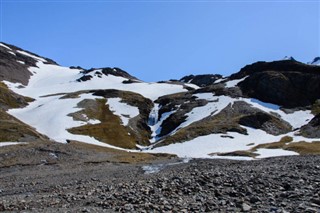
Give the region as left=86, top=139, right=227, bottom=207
left=1, top=42, right=319, bottom=159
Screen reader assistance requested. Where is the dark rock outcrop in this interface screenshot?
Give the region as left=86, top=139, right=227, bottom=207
left=300, top=114, right=320, bottom=138
left=230, top=60, right=320, bottom=108
left=92, top=89, right=154, bottom=146
left=157, top=101, right=292, bottom=147
left=155, top=92, right=208, bottom=137
left=239, top=112, right=292, bottom=135
left=180, top=74, right=223, bottom=87
left=0, top=42, right=58, bottom=85
left=80, top=67, right=139, bottom=81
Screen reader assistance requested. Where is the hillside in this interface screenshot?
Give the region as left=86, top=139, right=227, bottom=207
left=0, top=42, right=319, bottom=159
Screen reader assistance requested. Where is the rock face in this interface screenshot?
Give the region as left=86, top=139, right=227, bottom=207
left=239, top=112, right=292, bottom=135
left=0, top=42, right=57, bottom=85
left=180, top=74, right=223, bottom=87
left=155, top=92, right=208, bottom=137
left=230, top=60, right=320, bottom=108
left=300, top=114, right=320, bottom=138
left=78, top=67, right=139, bottom=82
left=157, top=101, right=292, bottom=147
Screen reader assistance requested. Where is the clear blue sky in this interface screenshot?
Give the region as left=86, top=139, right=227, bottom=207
left=1, top=0, right=319, bottom=82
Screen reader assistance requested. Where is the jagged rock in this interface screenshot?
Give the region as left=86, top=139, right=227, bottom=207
left=242, top=203, right=252, bottom=211
left=230, top=60, right=320, bottom=108
left=155, top=92, right=208, bottom=137
left=157, top=101, right=292, bottom=147
left=77, top=75, right=93, bottom=82
left=80, top=67, right=139, bottom=81
left=239, top=112, right=292, bottom=135
left=0, top=42, right=58, bottom=85
left=180, top=74, right=223, bottom=87
left=299, top=114, right=320, bottom=138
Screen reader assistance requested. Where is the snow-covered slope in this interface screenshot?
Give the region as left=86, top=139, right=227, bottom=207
left=1, top=42, right=320, bottom=159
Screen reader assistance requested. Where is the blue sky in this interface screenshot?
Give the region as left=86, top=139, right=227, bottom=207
left=1, top=0, right=319, bottom=82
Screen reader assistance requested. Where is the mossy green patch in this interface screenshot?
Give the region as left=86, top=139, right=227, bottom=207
left=0, top=82, right=33, bottom=110
left=68, top=140, right=176, bottom=164
left=250, top=136, right=294, bottom=152
left=250, top=136, right=320, bottom=155
left=68, top=99, right=138, bottom=149
left=283, top=141, right=320, bottom=155
left=0, top=110, right=48, bottom=142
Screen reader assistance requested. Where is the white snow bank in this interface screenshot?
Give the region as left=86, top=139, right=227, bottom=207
left=255, top=148, right=298, bottom=158
left=8, top=93, right=125, bottom=150
left=245, top=99, right=313, bottom=129
left=0, top=142, right=28, bottom=147
left=16, top=50, right=47, bottom=62
left=173, top=94, right=233, bottom=133
left=148, top=127, right=283, bottom=158
left=5, top=61, right=187, bottom=101
left=107, top=98, right=139, bottom=126
left=0, top=43, right=12, bottom=50
left=225, top=76, right=248, bottom=88
left=148, top=103, right=177, bottom=143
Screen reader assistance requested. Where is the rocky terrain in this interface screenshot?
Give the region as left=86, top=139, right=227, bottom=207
left=1, top=42, right=320, bottom=212
left=0, top=142, right=319, bottom=212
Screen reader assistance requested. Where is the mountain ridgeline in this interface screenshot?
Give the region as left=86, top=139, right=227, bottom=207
left=0, top=41, right=319, bottom=159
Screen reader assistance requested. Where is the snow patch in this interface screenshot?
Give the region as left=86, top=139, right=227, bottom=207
left=245, top=99, right=313, bottom=129
left=107, top=98, right=139, bottom=126
left=255, top=148, right=298, bottom=158
left=149, top=104, right=177, bottom=143
left=0, top=43, right=12, bottom=50
left=8, top=93, right=125, bottom=150
left=225, top=76, right=248, bottom=88
left=16, top=50, right=47, bottom=62
left=0, top=142, right=28, bottom=147
left=6, top=61, right=187, bottom=101
left=214, top=78, right=226, bottom=84
left=148, top=127, right=286, bottom=158
left=17, top=60, right=25, bottom=65
left=173, top=95, right=233, bottom=133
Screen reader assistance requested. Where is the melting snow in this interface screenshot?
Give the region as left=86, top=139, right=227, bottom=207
left=225, top=76, right=248, bottom=88
left=245, top=99, right=313, bottom=129
left=107, top=98, right=139, bottom=126
left=0, top=43, right=12, bottom=50
left=0, top=142, right=28, bottom=147
left=8, top=93, right=125, bottom=150
left=172, top=94, right=233, bottom=133
left=148, top=127, right=307, bottom=159
left=5, top=61, right=187, bottom=101
left=16, top=50, right=47, bottom=62
left=148, top=104, right=177, bottom=143
left=255, top=148, right=298, bottom=158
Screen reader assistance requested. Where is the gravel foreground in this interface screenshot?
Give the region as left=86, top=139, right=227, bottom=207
left=1, top=149, right=320, bottom=212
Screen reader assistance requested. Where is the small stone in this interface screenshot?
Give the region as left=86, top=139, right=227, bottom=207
left=242, top=203, right=251, bottom=212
